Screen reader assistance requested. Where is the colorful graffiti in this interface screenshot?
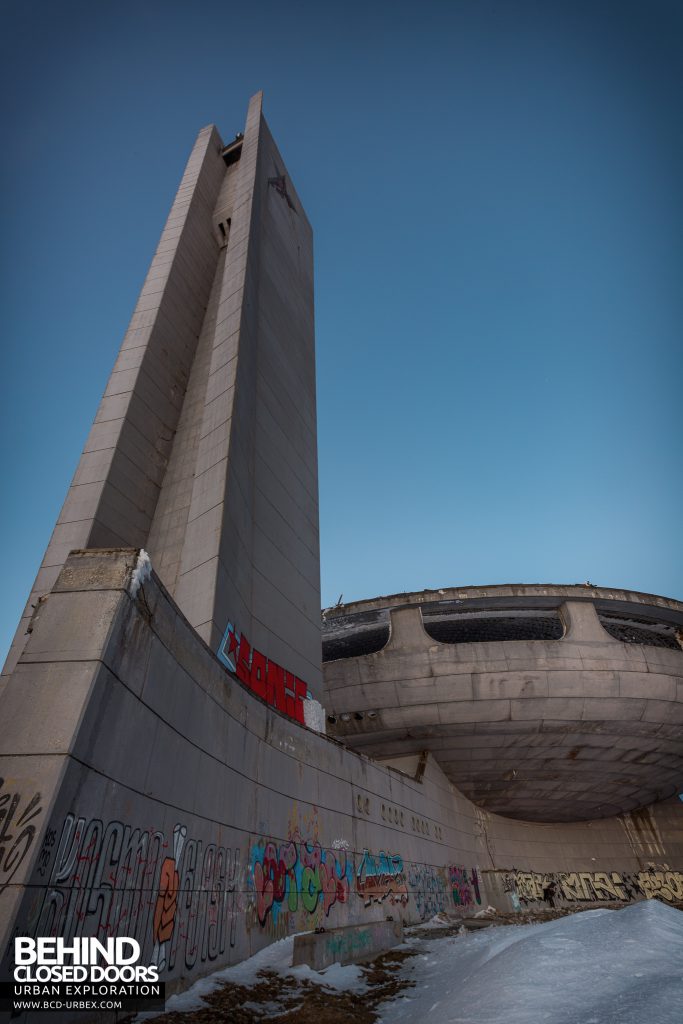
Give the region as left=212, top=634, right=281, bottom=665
left=249, top=835, right=353, bottom=927
left=0, top=780, right=43, bottom=894
left=34, top=814, right=240, bottom=972
left=408, top=864, right=448, bottom=920
left=217, top=621, right=308, bottom=725
left=499, top=868, right=683, bottom=906
left=356, top=849, right=408, bottom=908
left=449, top=866, right=482, bottom=907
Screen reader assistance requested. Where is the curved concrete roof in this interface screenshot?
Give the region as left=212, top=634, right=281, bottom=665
left=323, top=585, right=683, bottom=823
left=324, top=582, right=683, bottom=616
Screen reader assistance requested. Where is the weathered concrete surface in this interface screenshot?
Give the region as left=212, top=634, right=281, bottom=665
left=292, top=920, right=403, bottom=969
left=324, top=589, right=683, bottom=821
left=2, top=93, right=322, bottom=704
left=0, top=550, right=681, bottom=1022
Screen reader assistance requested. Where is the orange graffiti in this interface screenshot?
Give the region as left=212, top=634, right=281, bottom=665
left=154, top=856, right=179, bottom=944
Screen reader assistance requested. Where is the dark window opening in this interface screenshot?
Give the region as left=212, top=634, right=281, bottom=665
left=222, top=136, right=243, bottom=166
left=598, top=613, right=681, bottom=650
left=322, top=610, right=390, bottom=662
left=422, top=610, right=563, bottom=644
left=216, top=217, right=231, bottom=248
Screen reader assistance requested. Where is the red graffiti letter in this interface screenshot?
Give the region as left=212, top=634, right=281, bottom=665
left=236, top=635, right=252, bottom=685
left=250, top=650, right=267, bottom=699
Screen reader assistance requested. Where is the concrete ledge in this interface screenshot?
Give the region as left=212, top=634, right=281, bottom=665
left=292, top=920, right=403, bottom=970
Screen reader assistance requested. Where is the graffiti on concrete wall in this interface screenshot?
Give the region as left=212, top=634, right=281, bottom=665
left=249, top=835, right=353, bottom=927
left=248, top=807, right=479, bottom=927
left=33, top=814, right=241, bottom=972
left=248, top=805, right=353, bottom=933
left=408, top=863, right=448, bottom=920
left=323, top=927, right=373, bottom=963
left=217, top=621, right=308, bottom=725
left=637, top=870, right=683, bottom=902
left=500, top=868, right=683, bottom=906
left=356, top=850, right=408, bottom=909
left=152, top=823, right=186, bottom=971
left=449, top=866, right=482, bottom=907
left=0, top=779, right=43, bottom=894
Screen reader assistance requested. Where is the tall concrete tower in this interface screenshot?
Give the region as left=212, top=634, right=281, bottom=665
left=2, top=92, right=322, bottom=702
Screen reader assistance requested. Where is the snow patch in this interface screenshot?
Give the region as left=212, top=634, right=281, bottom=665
left=129, top=549, right=152, bottom=598
left=137, top=902, right=683, bottom=1024
left=303, top=697, right=326, bottom=733
left=378, top=900, right=683, bottom=1024
left=135, top=934, right=366, bottom=1019
left=473, top=904, right=498, bottom=918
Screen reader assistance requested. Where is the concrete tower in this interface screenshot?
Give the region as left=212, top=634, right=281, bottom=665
left=2, top=92, right=322, bottom=703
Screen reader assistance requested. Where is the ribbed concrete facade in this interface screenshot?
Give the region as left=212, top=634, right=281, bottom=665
left=2, top=93, right=322, bottom=701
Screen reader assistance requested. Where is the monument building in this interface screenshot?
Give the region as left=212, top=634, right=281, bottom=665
left=1, top=94, right=681, bottom=1018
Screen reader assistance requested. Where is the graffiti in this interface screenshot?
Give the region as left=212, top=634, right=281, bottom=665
left=218, top=621, right=308, bottom=725
left=34, top=814, right=240, bottom=972
left=501, top=871, right=517, bottom=894
left=356, top=849, right=408, bottom=908
left=498, top=868, right=683, bottom=906
left=324, top=927, right=372, bottom=962
left=0, top=780, right=43, bottom=893
left=249, top=835, right=352, bottom=927
left=408, top=864, right=448, bottom=920
left=174, top=834, right=241, bottom=970
left=637, top=869, right=683, bottom=902
left=36, top=827, right=57, bottom=878
left=449, top=866, right=482, bottom=907
left=472, top=867, right=481, bottom=904
left=151, top=824, right=186, bottom=972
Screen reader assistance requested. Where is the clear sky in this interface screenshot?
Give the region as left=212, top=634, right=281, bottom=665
left=1, top=0, right=681, bottom=664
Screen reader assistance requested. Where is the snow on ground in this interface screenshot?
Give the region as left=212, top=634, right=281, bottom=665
left=382, top=900, right=683, bottom=1024
left=137, top=933, right=367, bottom=1018
left=138, top=900, right=683, bottom=1023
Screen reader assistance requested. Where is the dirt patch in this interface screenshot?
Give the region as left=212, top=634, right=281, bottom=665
left=140, top=948, right=417, bottom=1024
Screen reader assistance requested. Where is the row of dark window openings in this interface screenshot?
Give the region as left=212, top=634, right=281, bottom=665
left=322, top=614, right=682, bottom=662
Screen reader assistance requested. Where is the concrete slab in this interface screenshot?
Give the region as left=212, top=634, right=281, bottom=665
left=292, top=920, right=404, bottom=970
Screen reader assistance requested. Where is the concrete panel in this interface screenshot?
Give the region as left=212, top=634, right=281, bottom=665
left=293, top=920, right=403, bottom=969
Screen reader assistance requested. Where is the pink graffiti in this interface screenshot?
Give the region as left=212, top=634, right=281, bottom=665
left=449, top=866, right=481, bottom=907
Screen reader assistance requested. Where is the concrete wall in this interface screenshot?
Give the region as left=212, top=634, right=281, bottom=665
left=1, top=551, right=681, bottom=1018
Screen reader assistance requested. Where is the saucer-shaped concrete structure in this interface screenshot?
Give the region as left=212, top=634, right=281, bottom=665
left=323, top=585, right=683, bottom=822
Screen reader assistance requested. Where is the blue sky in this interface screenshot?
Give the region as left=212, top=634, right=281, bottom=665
left=1, top=0, right=682, bottom=663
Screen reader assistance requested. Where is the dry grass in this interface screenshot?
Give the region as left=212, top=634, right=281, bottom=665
left=141, top=948, right=417, bottom=1024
